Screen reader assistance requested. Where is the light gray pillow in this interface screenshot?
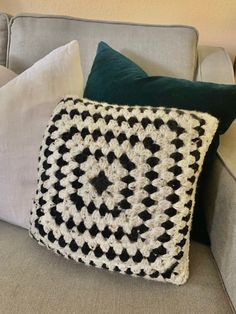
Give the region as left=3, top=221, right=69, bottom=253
left=0, top=41, right=84, bottom=228
left=0, top=65, right=17, bottom=87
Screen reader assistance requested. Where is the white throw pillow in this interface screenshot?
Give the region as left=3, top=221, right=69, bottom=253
left=0, top=40, right=83, bottom=228
left=0, top=65, right=17, bottom=87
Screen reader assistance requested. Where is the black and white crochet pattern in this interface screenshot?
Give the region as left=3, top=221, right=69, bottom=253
left=30, top=97, right=218, bottom=285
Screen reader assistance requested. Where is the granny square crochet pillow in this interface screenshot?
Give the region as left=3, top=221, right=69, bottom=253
left=29, top=97, right=218, bottom=285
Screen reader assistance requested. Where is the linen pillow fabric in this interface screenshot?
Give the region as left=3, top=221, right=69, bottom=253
left=0, top=41, right=83, bottom=229
left=0, top=65, right=17, bottom=87
left=84, top=42, right=236, bottom=244
left=30, top=97, right=218, bottom=285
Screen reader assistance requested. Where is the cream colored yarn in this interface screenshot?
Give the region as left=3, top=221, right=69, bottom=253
left=30, top=96, right=218, bottom=285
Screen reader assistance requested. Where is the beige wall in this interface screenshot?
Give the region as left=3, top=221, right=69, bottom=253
left=1, top=0, right=236, bottom=60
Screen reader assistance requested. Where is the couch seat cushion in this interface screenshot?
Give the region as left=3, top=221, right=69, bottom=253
left=0, top=221, right=233, bottom=314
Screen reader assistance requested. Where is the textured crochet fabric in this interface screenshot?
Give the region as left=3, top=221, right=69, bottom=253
left=29, top=97, right=218, bottom=285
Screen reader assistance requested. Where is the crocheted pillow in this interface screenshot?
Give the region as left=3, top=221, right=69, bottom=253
left=30, top=97, right=218, bottom=285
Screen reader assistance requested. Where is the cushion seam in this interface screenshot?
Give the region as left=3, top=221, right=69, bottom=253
left=9, top=13, right=199, bottom=32
left=0, top=12, right=9, bottom=66
left=7, top=13, right=198, bottom=75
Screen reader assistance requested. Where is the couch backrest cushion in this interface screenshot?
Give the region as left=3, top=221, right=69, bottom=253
left=7, top=13, right=198, bottom=81
left=0, top=13, right=9, bottom=66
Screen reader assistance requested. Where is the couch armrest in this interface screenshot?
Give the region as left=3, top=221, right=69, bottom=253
left=204, top=155, right=236, bottom=310
left=196, top=46, right=236, bottom=310
left=212, top=122, right=236, bottom=310
left=196, top=45, right=235, bottom=84
left=218, top=120, right=236, bottom=179
left=204, top=123, right=236, bottom=310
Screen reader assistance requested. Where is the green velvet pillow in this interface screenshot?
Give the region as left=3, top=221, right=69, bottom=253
left=84, top=41, right=236, bottom=244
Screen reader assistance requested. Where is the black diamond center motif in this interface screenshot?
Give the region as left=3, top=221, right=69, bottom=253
left=90, top=170, right=112, bottom=195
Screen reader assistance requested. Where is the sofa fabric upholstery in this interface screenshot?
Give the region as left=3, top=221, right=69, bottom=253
left=196, top=46, right=236, bottom=310
left=218, top=120, right=236, bottom=179
left=7, top=13, right=198, bottom=81
left=0, top=11, right=235, bottom=312
left=204, top=156, right=236, bottom=310
left=196, top=46, right=235, bottom=84
left=0, top=65, right=16, bottom=87
left=0, top=13, right=9, bottom=66
left=0, top=221, right=233, bottom=314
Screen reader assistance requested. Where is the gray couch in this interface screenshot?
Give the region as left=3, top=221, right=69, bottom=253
left=0, top=13, right=235, bottom=314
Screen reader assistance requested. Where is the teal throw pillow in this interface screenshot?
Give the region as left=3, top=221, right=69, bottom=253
left=84, top=41, right=236, bottom=244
